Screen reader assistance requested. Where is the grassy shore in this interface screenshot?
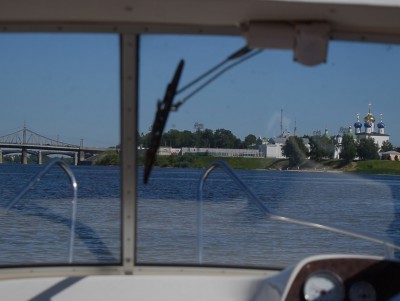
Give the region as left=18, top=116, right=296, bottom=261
left=126, top=153, right=400, bottom=175
left=346, top=160, right=400, bottom=174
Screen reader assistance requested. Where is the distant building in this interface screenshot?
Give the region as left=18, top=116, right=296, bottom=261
left=260, top=137, right=287, bottom=158
left=354, top=105, right=389, bottom=148
left=334, top=104, right=390, bottom=159
left=259, top=134, right=309, bottom=159
left=380, top=151, right=400, bottom=161
left=181, top=147, right=260, bottom=157
left=333, top=127, right=354, bottom=159
left=157, top=147, right=181, bottom=156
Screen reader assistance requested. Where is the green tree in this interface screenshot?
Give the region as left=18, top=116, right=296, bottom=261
left=139, top=132, right=152, bottom=148
left=309, top=135, right=335, bottom=161
left=340, top=135, right=357, bottom=163
left=199, top=129, right=215, bottom=148
left=178, top=130, right=195, bottom=147
left=357, top=138, right=379, bottom=160
left=244, top=134, right=257, bottom=148
left=214, top=129, right=240, bottom=148
left=282, top=136, right=309, bottom=167
left=144, top=127, right=256, bottom=149
left=97, top=150, right=120, bottom=165
left=193, top=129, right=202, bottom=147
left=381, top=140, right=394, bottom=152
left=161, top=129, right=181, bottom=147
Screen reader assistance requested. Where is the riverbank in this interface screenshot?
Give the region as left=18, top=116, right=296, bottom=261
left=132, top=153, right=400, bottom=175
left=346, top=160, right=400, bottom=174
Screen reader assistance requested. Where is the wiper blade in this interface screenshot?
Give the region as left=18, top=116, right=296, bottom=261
left=171, top=46, right=262, bottom=111
left=143, top=60, right=184, bottom=184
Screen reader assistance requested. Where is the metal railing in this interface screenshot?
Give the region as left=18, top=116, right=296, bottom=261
left=3, top=159, right=78, bottom=263
left=197, top=160, right=400, bottom=264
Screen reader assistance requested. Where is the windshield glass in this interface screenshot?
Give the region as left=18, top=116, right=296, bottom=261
left=0, top=33, right=121, bottom=265
left=137, top=34, right=400, bottom=269
left=0, top=32, right=399, bottom=270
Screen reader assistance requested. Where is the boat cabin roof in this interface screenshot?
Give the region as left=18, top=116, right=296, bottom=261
left=1, top=0, right=400, bottom=42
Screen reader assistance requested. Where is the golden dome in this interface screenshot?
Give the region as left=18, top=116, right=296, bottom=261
left=363, top=103, right=375, bottom=123
left=363, top=113, right=375, bottom=123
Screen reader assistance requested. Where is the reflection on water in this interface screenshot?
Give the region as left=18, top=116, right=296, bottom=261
left=0, top=165, right=120, bottom=265
left=0, top=164, right=399, bottom=268
left=137, top=168, right=400, bottom=268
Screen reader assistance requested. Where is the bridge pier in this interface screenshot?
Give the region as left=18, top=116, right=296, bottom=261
left=79, top=150, right=85, bottom=162
left=37, top=151, right=42, bottom=165
left=21, top=148, right=28, bottom=164
left=0, top=149, right=2, bottom=164
left=74, top=152, right=78, bottom=166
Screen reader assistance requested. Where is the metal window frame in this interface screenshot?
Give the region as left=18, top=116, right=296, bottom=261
left=120, top=33, right=138, bottom=274
left=0, top=32, right=139, bottom=278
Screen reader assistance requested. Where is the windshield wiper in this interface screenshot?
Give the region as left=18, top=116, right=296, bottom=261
left=143, top=45, right=263, bottom=184
left=171, top=46, right=262, bottom=111
left=144, top=60, right=185, bottom=184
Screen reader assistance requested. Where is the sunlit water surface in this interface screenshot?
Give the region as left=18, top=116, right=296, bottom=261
left=0, top=164, right=399, bottom=268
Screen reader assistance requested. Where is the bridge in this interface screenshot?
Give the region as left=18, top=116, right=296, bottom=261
left=0, top=127, right=110, bottom=165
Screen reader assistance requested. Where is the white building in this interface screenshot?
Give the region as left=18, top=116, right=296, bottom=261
left=259, top=137, right=287, bottom=158
left=157, top=147, right=181, bottom=156
left=380, top=151, right=400, bottom=161
left=181, top=147, right=260, bottom=157
left=259, top=136, right=310, bottom=159
left=334, top=105, right=390, bottom=159
left=354, top=105, right=389, bottom=148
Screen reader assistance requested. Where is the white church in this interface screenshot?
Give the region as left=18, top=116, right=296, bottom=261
left=353, top=105, right=389, bottom=148
left=334, top=105, right=390, bottom=159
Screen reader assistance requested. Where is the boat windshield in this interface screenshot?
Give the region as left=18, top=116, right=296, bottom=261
left=137, top=34, right=400, bottom=269
left=0, top=33, right=121, bottom=266
left=0, top=32, right=399, bottom=270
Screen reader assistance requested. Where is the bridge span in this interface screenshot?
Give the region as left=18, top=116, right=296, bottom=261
left=0, top=127, right=110, bottom=165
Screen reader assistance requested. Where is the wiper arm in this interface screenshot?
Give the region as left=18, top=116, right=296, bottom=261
left=171, top=46, right=262, bottom=111
left=143, top=45, right=262, bottom=184
left=175, top=46, right=252, bottom=96
left=143, top=60, right=184, bottom=184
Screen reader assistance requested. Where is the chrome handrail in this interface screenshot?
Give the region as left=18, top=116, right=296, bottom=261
left=197, top=160, right=400, bottom=263
left=4, top=159, right=78, bottom=263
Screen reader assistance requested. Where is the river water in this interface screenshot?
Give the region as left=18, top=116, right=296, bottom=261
left=0, top=163, right=399, bottom=268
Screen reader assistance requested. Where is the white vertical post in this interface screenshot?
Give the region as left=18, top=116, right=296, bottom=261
left=121, top=34, right=138, bottom=274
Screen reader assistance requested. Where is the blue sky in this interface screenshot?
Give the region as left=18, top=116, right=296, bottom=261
left=0, top=33, right=120, bottom=147
left=140, top=35, right=400, bottom=145
left=1, top=33, right=400, bottom=147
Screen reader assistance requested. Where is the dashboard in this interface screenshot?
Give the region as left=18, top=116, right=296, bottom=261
left=253, top=255, right=400, bottom=301
left=0, top=254, right=398, bottom=301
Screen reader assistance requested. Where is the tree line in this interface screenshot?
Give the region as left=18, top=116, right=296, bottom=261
left=282, top=134, right=395, bottom=167
left=139, top=128, right=261, bottom=149
left=139, top=128, right=397, bottom=168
